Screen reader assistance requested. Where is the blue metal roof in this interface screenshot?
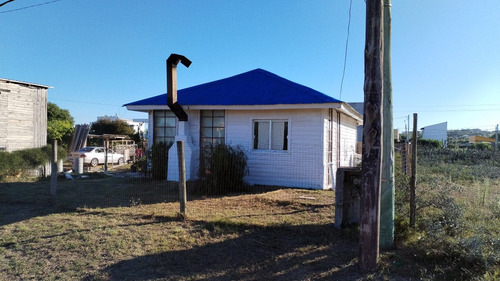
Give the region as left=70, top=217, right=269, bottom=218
left=124, top=68, right=342, bottom=107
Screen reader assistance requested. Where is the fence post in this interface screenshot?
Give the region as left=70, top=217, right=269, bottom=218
left=50, top=139, right=58, bottom=203
left=177, top=141, right=187, bottom=214
left=410, top=113, right=418, bottom=228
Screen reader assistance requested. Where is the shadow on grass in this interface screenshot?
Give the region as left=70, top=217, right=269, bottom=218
left=90, top=223, right=365, bottom=281
left=0, top=175, right=293, bottom=227
left=0, top=175, right=181, bottom=226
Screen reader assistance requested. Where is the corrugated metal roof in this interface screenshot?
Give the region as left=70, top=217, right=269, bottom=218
left=124, top=68, right=342, bottom=107
left=0, top=78, right=51, bottom=89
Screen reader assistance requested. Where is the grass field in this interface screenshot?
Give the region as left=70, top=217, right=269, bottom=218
left=0, top=176, right=394, bottom=281
left=1, top=148, right=499, bottom=280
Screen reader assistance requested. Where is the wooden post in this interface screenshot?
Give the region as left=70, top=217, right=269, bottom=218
left=380, top=0, right=394, bottom=250
left=495, top=124, right=498, bottom=151
left=104, top=138, right=109, bottom=172
left=410, top=113, right=418, bottom=228
left=360, top=0, right=383, bottom=272
left=177, top=140, right=187, bottom=214
left=50, top=139, right=58, bottom=203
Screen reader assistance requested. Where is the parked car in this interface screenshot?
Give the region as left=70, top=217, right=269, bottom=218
left=71, top=147, right=125, bottom=167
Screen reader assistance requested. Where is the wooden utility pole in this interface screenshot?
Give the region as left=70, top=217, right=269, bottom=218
left=360, top=0, right=384, bottom=272
left=380, top=0, right=394, bottom=250
left=410, top=113, right=418, bottom=228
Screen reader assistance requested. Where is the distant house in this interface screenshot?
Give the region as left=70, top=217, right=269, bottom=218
left=422, top=122, right=447, bottom=147
left=125, top=69, right=362, bottom=190
left=0, top=78, right=50, bottom=152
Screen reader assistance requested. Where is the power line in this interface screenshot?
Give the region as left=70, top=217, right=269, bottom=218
left=339, top=0, right=353, bottom=101
left=0, top=0, right=15, bottom=8
left=0, top=0, right=61, bottom=14
left=49, top=98, right=123, bottom=107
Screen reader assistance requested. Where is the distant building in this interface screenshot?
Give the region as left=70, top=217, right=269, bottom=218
left=96, top=115, right=147, bottom=136
left=0, top=78, right=50, bottom=152
left=421, top=121, right=447, bottom=147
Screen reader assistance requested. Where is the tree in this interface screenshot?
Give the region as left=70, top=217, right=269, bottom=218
left=90, top=118, right=134, bottom=136
left=47, top=102, right=74, bottom=146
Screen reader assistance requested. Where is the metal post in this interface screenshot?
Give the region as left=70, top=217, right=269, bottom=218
left=360, top=0, right=383, bottom=272
left=380, top=0, right=394, bottom=250
left=177, top=141, right=187, bottom=214
left=166, top=54, right=191, bottom=122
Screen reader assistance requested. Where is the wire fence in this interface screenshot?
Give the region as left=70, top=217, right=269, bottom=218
left=32, top=144, right=339, bottom=221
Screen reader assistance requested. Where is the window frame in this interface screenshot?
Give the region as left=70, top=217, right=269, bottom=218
left=153, top=110, right=177, bottom=145
left=199, top=110, right=226, bottom=173
left=252, top=119, right=289, bottom=151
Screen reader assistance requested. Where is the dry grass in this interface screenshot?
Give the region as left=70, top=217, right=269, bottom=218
left=0, top=175, right=410, bottom=281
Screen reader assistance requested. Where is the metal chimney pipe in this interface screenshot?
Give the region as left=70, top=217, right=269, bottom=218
left=166, top=54, right=191, bottom=121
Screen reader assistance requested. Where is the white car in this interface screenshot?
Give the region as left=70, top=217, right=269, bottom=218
left=71, top=147, right=125, bottom=167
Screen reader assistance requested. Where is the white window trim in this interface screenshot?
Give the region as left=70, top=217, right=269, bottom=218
left=252, top=119, right=289, bottom=151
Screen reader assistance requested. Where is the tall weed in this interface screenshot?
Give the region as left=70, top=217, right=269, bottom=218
left=395, top=147, right=500, bottom=279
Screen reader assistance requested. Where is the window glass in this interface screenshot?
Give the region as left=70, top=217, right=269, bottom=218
left=201, top=128, right=213, bottom=138
left=253, top=120, right=288, bottom=151
left=213, top=110, right=225, bottom=117
left=200, top=110, right=225, bottom=175
left=154, top=110, right=176, bottom=144
left=213, top=117, right=225, bottom=127
left=214, top=128, right=225, bottom=138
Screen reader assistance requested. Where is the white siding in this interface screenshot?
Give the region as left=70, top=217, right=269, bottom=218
left=149, top=107, right=360, bottom=190
left=339, top=113, right=358, bottom=167
left=226, top=109, right=325, bottom=189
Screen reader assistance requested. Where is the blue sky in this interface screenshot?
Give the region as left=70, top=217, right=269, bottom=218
left=1, top=0, right=499, bottom=132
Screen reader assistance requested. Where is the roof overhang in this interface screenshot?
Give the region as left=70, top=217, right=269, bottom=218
left=0, top=78, right=52, bottom=89
left=125, top=102, right=363, bottom=125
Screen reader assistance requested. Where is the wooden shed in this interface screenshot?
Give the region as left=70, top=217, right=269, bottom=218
left=0, top=78, right=50, bottom=152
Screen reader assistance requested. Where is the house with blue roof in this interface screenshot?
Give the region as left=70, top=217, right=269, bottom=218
left=125, top=69, right=362, bottom=190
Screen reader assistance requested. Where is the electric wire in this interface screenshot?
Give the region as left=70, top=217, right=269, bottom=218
left=339, top=0, right=353, bottom=101
left=0, top=0, right=61, bottom=14
left=0, top=0, right=15, bottom=8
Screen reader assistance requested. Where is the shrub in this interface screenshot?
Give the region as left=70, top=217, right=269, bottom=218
left=394, top=147, right=500, bottom=279
left=150, top=142, right=172, bottom=180
left=0, top=145, right=65, bottom=182
left=196, top=144, right=249, bottom=195
left=418, top=139, right=442, bottom=148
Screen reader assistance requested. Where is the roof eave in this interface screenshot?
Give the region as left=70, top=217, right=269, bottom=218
left=0, top=78, right=52, bottom=89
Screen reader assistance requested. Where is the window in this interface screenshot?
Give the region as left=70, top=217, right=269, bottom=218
left=154, top=110, right=176, bottom=144
left=200, top=110, right=225, bottom=173
left=253, top=120, right=288, bottom=150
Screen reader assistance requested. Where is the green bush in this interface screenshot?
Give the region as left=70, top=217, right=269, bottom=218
left=195, top=144, right=249, bottom=196
left=418, top=139, right=442, bottom=148
left=150, top=142, right=172, bottom=180
left=0, top=145, right=65, bottom=181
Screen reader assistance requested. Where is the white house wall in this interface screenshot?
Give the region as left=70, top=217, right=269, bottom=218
left=321, top=109, right=337, bottom=190
left=149, top=107, right=359, bottom=190
left=339, top=113, right=358, bottom=167
left=226, top=109, right=325, bottom=189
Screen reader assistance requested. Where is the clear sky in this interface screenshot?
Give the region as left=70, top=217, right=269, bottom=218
left=1, top=0, right=499, bottom=132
